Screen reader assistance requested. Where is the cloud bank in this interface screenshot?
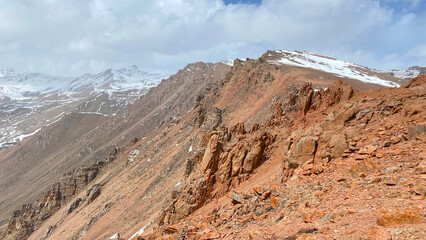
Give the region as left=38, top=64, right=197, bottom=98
left=0, top=0, right=425, bottom=76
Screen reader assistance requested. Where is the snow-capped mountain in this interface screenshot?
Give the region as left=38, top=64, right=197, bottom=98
left=0, top=69, right=72, bottom=99
left=0, top=66, right=169, bottom=149
left=67, top=65, right=166, bottom=92
left=265, top=50, right=410, bottom=87
left=0, top=66, right=168, bottom=99
left=384, top=66, right=426, bottom=80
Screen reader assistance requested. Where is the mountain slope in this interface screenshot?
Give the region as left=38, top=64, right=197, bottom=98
left=0, top=62, right=231, bottom=230
left=0, top=51, right=424, bottom=240
left=149, top=75, right=425, bottom=240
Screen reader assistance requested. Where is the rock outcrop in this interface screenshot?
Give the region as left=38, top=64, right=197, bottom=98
left=3, top=154, right=115, bottom=240
left=158, top=118, right=275, bottom=227
left=149, top=76, right=425, bottom=240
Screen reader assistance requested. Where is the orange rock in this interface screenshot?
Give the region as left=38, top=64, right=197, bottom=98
left=260, top=190, right=272, bottom=200
left=349, top=159, right=378, bottom=178
left=391, top=136, right=401, bottom=144
left=252, top=186, right=264, bottom=195
left=370, top=177, right=381, bottom=184
left=375, top=151, right=385, bottom=158
left=302, top=210, right=317, bottom=223
left=199, top=232, right=221, bottom=240
left=377, top=207, right=422, bottom=226
left=383, top=176, right=398, bottom=186
left=353, top=154, right=367, bottom=160
left=163, top=225, right=179, bottom=234
left=358, top=145, right=377, bottom=155
left=270, top=197, right=279, bottom=209
left=271, top=185, right=279, bottom=192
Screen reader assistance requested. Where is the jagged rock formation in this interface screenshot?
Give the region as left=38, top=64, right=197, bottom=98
left=158, top=124, right=275, bottom=226
left=146, top=75, right=425, bottom=239
left=3, top=148, right=118, bottom=240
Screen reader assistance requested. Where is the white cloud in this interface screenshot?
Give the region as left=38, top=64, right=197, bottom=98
left=0, top=0, right=425, bottom=76
left=407, top=43, right=426, bottom=57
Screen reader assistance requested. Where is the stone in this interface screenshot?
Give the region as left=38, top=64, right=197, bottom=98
left=87, top=186, right=101, bottom=204
left=128, top=149, right=140, bottom=163
left=302, top=210, right=317, bottom=223
left=377, top=208, right=422, bottom=226
left=67, top=198, right=82, bottom=214
left=415, top=161, right=426, bottom=174
left=229, top=143, right=248, bottom=177
left=46, top=225, right=56, bottom=237
left=242, top=133, right=267, bottom=173
left=358, top=145, right=377, bottom=155
left=270, top=197, right=279, bottom=209
left=328, top=133, right=347, bottom=160
left=408, top=126, right=425, bottom=139
left=287, top=136, right=317, bottom=169
left=231, top=122, right=246, bottom=136
left=163, top=225, right=178, bottom=234
left=227, top=192, right=246, bottom=205
left=200, top=134, right=222, bottom=174
left=260, top=191, right=271, bottom=200
left=383, top=176, right=398, bottom=186
left=349, top=159, right=378, bottom=178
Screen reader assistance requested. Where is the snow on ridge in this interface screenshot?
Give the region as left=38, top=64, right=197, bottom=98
left=387, top=68, right=420, bottom=79
left=1, top=66, right=169, bottom=100
left=270, top=50, right=400, bottom=87
left=66, top=66, right=169, bottom=93
left=220, top=59, right=234, bottom=66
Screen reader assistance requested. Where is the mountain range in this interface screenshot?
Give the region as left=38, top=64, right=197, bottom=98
left=0, top=66, right=168, bottom=149
left=0, top=50, right=424, bottom=240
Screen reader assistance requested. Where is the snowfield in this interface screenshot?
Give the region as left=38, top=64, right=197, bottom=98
left=269, top=50, right=403, bottom=87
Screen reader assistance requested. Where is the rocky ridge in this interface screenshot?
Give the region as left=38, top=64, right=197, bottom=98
left=145, top=75, right=425, bottom=239
left=0, top=55, right=424, bottom=240
left=4, top=147, right=119, bottom=240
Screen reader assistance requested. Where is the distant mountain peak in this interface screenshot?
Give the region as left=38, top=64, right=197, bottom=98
left=0, top=68, right=16, bottom=77
left=67, top=66, right=168, bottom=92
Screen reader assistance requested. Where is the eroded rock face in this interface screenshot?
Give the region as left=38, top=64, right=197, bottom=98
left=4, top=158, right=111, bottom=239
left=295, top=80, right=354, bottom=115
left=158, top=80, right=355, bottom=227
left=158, top=124, right=274, bottom=226
left=151, top=76, right=425, bottom=240
left=200, top=134, right=222, bottom=174
left=280, top=82, right=355, bottom=180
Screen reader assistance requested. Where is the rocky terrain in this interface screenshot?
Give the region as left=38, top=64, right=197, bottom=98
left=0, top=51, right=424, bottom=240
left=0, top=62, right=231, bottom=229
left=148, top=75, right=425, bottom=240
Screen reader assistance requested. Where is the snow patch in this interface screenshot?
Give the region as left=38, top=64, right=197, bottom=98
left=109, top=233, right=120, bottom=239
left=128, top=221, right=152, bottom=240
left=269, top=50, right=400, bottom=87
left=220, top=59, right=234, bottom=66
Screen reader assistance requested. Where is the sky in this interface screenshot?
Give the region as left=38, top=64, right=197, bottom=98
left=0, top=0, right=425, bottom=76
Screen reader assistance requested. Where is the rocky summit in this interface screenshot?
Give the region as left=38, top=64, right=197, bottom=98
left=0, top=53, right=424, bottom=240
